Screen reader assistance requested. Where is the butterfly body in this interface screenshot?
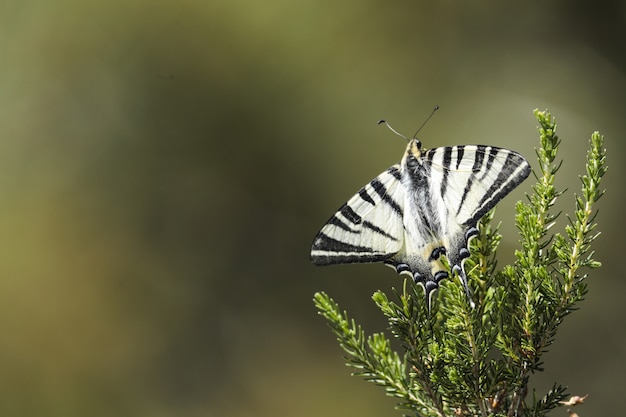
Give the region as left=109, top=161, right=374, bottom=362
left=311, top=138, right=530, bottom=309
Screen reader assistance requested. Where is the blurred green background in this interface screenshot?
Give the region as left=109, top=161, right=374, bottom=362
left=0, top=0, right=624, bottom=416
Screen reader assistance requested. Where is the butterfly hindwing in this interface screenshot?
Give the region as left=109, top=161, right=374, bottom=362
left=310, top=165, right=405, bottom=266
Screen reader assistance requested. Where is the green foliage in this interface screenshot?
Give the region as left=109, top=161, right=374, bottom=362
left=313, top=110, right=606, bottom=417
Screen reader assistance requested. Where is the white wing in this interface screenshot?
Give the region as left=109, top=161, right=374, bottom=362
left=424, top=145, right=531, bottom=229
left=310, top=165, right=405, bottom=265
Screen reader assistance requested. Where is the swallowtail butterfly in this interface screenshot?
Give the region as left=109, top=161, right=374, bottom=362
left=310, top=123, right=531, bottom=309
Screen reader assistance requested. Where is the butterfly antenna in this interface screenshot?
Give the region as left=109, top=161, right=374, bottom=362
left=411, top=105, right=439, bottom=139
left=377, top=119, right=408, bottom=141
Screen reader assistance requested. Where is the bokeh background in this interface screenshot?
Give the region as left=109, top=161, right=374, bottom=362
left=0, top=1, right=624, bottom=416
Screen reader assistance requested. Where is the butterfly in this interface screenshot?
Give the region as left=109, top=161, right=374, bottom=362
left=310, top=127, right=530, bottom=310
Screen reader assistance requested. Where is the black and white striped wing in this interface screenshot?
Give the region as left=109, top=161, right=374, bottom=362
left=425, top=145, right=530, bottom=229
left=310, top=166, right=405, bottom=265
left=414, top=145, right=530, bottom=288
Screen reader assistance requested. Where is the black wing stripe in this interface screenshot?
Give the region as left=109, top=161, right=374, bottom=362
left=358, top=188, right=376, bottom=206
left=439, top=147, right=452, bottom=198
left=362, top=220, right=399, bottom=240
left=388, top=166, right=402, bottom=180
left=313, top=233, right=378, bottom=254
left=324, top=214, right=399, bottom=240
left=455, top=145, right=465, bottom=169
left=479, top=147, right=498, bottom=180
left=457, top=176, right=476, bottom=216
left=370, top=178, right=403, bottom=216
left=311, top=252, right=391, bottom=265
left=472, top=145, right=487, bottom=172
left=327, top=214, right=355, bottom=232
left=339, top=204, right=362, bottom=225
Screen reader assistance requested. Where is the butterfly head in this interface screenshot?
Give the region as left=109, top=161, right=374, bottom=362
left=406, top=138, right=424, bottom=159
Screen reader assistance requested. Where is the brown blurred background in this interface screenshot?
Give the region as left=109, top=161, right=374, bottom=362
left=0, top=1, right=624, bottom=416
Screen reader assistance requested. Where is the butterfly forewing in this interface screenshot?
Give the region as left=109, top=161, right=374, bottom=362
left=310, top=166, right=405, bottom=265
left=426, top=145, right=530, bottom=227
